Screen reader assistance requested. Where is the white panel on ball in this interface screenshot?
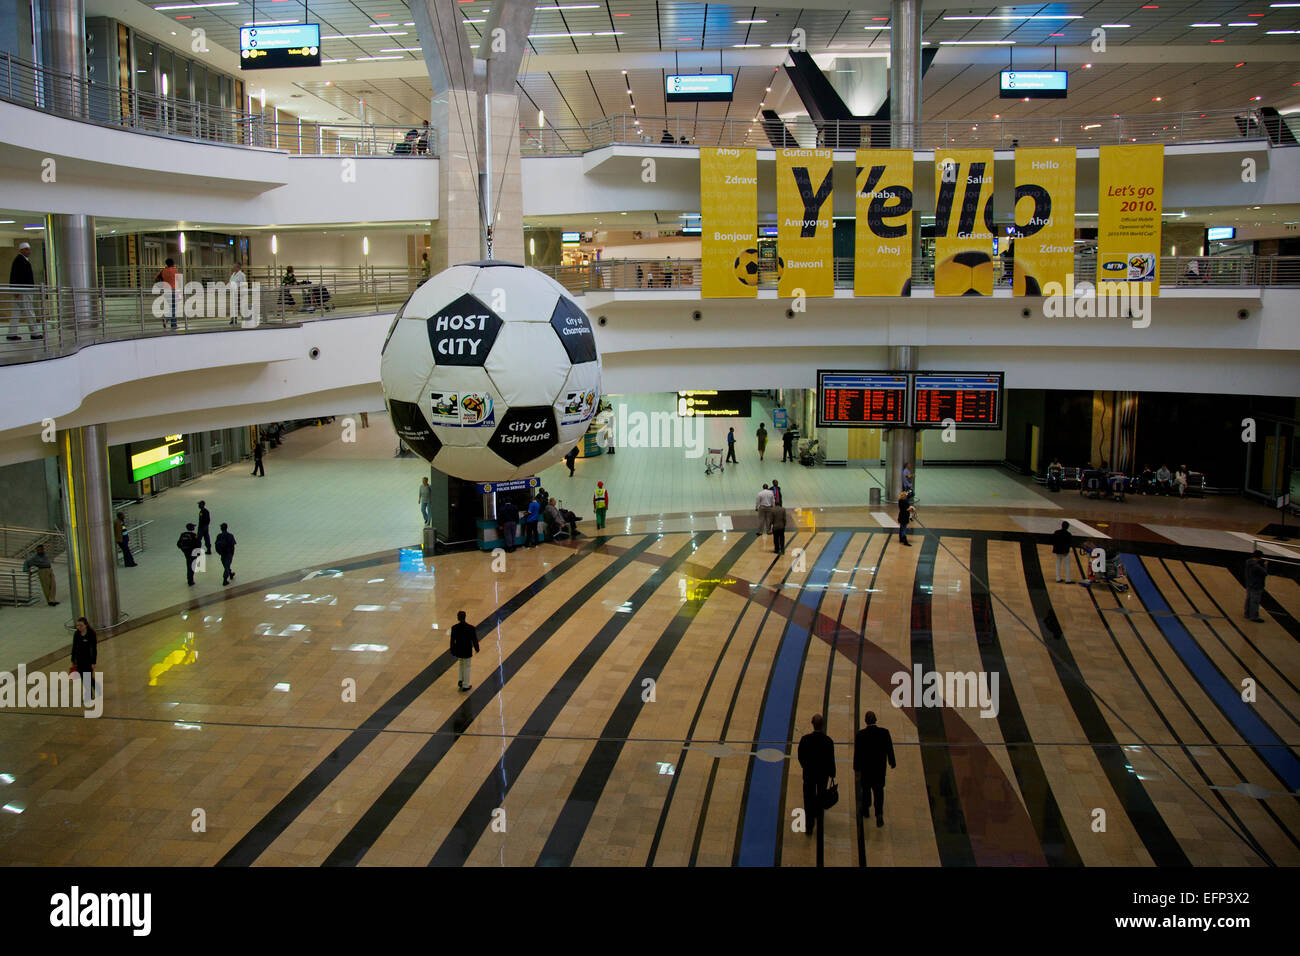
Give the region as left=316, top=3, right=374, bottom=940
left=469, top=265, right=565, bottom=320
left=554, top=362, right=601, bottom=445
left=402, top=264, right=481, bottom=315
left=379, top=319, right=437, bottom=401
left=426, top=367, right=509, bottom=447
left=483, top=321, right=572, bottom=406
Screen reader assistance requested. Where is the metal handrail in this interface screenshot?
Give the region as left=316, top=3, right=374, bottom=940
left=0, top=525, right=66, bottom=560
left=521, top=108, right=1291, bottom=155
left=535, top=255, right=1300, bottom=295
left=0, top=51, right=438, bottom=156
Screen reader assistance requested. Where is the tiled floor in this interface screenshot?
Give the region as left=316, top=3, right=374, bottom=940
left=1, top=396, right=1296, bottom=867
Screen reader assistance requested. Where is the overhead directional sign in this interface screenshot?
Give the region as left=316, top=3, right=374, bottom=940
left=240, top=24, right=321, bottom=70
left=666, top=74, right=735, bottom=103
left=1000, top=71, right=1068, bottom=99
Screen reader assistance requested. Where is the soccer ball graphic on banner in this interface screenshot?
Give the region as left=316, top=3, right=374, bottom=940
left=379, top=261, right=602, bottom=481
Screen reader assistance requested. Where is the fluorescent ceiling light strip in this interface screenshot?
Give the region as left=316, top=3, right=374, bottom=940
left=943, top=14, right=1081, bottom=20
left=736, top=19, right=766, bottom=23
left=940, top=40, right=1016, bottom=45
left=244, top=19, right=296, bottom=25
left=369, top=23, right=404, bottom=28
left=380, top=48, right=420, bottom=52
left=865, top=25, right=891, bottom=29
left=1265, top=28, right=1297, bottom=31
left=355, top=55, right=404, bottom=61
left=154, top=1, right=237, bottom=9
left=536, top=4, right=600, bottom=9
left=732, top=43, right=760, bottom=47
left=1228, top=22, right=1258, bottom=25
left=321, top=58, right=347, bottom=63
left=322, top=32, right=408, bottom=39
left=1190, top=23, right=1222, bottom=27
left=528, top=32, right=591, bottom=37
left=1101, top=24, right=1131, bottom=28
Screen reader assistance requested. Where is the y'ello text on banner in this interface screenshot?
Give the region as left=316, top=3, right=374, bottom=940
left=934, top=149, right=995, bottom=296
left=1098, top=144, right=1164, bottom=296
left=700, top=147, right=758, bottom=298
left=855, top=149, right=913, bottom=297
left=777, top=148, right=834, bottom=298
left=1013, top=146, right=1075, bottom=296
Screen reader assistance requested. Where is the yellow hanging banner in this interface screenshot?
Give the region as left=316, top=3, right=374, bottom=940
left=854, top=149, right=913, bottom=297
left=933, top=149, right=995, bottom=296
left=1098, top=144, right=1163, bottom=296
left=1013, top=147, right=1075, bottom=296
left=777, top=148, right=834, bottom=298
left=700, top=147, right=758, bottom=298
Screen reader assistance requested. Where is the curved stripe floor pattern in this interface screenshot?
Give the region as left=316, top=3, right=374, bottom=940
left=0, top=526, right=1297, bottom=867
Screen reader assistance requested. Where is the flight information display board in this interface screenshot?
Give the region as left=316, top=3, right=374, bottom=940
left=816, top=371, right=909, bottom=427
left=240, top=24, right=321, bottom=70
left=912, top=372, right=1004, bottom=428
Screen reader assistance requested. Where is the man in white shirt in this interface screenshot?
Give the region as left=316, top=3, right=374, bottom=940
left=229, top=262, right=247, bottom=325
left=756, top=483, right=775, bottom=535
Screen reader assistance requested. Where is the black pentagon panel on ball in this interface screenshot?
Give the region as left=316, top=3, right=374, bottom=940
left=425, top=292, right=504, bottom=367
left=549, top=296, right=598, bottom=365
left=387, top=398, right=443, bottom=461
left=487, top=406, right=559, bottom=468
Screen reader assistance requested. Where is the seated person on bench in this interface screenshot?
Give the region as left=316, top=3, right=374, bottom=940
left=1136, top=464, right=1155, bottom=494
left=1155, top=463, right=1173, bottom=495
left=1174, top=465, right=1189, bottom=498
left=557, top=502, right=580, bottom=538
left=1046, top=457, right=1064, bottom=492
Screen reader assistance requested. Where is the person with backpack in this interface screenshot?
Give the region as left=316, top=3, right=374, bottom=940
left=177, top=523, right=201, bottom=586
left=215, top=522, right=237, bottom=586
left=449, top=610, right=480, bottom=691
left=592, top=481, right=609, bottom=529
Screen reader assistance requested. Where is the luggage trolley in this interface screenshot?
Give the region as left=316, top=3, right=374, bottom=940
left=705, top=448, right=724, bottom=475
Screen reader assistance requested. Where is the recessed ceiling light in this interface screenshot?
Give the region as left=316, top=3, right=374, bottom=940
left=941, top=40, right=1016, bottom=45
left=1190, top=23, right=1222, bottom=27
left=1228, top=22, right=1259, bottom=25
left=1101, top=24, right=1131, bottom=28
left=944, top=14, right=1080, bottom=19
left=1083, top=63, right=1092, bottom=68
left=736, top=18, right=767, bottom=24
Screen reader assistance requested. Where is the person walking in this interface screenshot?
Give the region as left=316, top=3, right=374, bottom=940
left=449, top=610, right=480, bottom=691
left=770, top=479, right=782, bottom=507
left=418, top=477, right=432, bottom=525
left=23, top=544, right=57, bottom=605
left=70, top=617, right=97, bottom=702
left=498, top=497, right=519, bottom=552
left=897, top=492, right=912, bottom=547
left=522, top=498, right=541, bottom=547
left=902, top=461, right=914, bottom=499
left=177, top=523, right=200, bottom=586
left=725, top=426, right=737, bottom=464
left=756, top=422, right=768, bottom=462
left=796, top=714, right=836, bottom=838
left=114, top=512, right=137, bottom=567
left=756, top=483, right=775, bottom=535
left=564, top=444, right=579, bottom=477
left=770, top=502, right=787, bottom=555
left=1244, top=551, right=1268, bottom=623
left=592, top=481, right=609, bottom=530
left=8, top=240, right=40, bottom=341
left=251, top=440, right=265, bottom=477
left=782, top=426, right=795, bottom=463
left=197, top=500, right=213, bottom=554
left=215, top=522, right=236, bottom=586
left=853, top=711, right=896, bottom=828
left=1050, top=520, right=1073, bottom=583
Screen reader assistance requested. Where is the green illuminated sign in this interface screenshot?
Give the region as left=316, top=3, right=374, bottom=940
left=132, top=452, right=185, bottom=482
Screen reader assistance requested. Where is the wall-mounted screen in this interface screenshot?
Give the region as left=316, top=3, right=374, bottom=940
left=912, top=372, right=1004, bottom=429
left=665, top=74, right=735, bottom=103
left=816, top=371, right=909, bottom=427
left=240, top=24, right=321, bottom=70
left=999, top=70, right=1067, bottom=99
left=1206, top=226, right=1236, bottom=241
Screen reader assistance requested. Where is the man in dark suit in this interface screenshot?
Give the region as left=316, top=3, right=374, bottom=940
left=796, top=714, right=836, bottom=837
left=449, top=610, right=480, bottom=692
left=177, top=523, right=200, bottom=586
left=854, top=710, right=896, bottom=828
left=197, top=500, right=212, bottom=554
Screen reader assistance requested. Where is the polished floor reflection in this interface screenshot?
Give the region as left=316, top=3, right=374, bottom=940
left=1, top=513, right=1297, bottom=867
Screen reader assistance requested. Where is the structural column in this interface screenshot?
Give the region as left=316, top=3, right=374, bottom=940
left=58, top=424, right=120, bottom=631
left=887, top=0, right=923, bottom=503
left=36, top=0, right=98, bottom=319
left=889, top=0, right=923, bottom=150
left=885, top=345, right=919, bottom=502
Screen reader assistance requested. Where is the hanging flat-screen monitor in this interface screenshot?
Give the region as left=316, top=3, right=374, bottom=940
left=912, top=372, right=1004, bottom=429
left=999, top=70, right=1067, bottom=99
left=665, top=74, right=735, bottom=103
left=240, top=24, right=321, bottom=70
left=1207, top=226, right=1236, bottom=241
left=816, top=371, right=909, bottom=427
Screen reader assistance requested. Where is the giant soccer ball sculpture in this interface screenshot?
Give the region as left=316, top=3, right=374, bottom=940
left=380, top=261, right=602, bottom=481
